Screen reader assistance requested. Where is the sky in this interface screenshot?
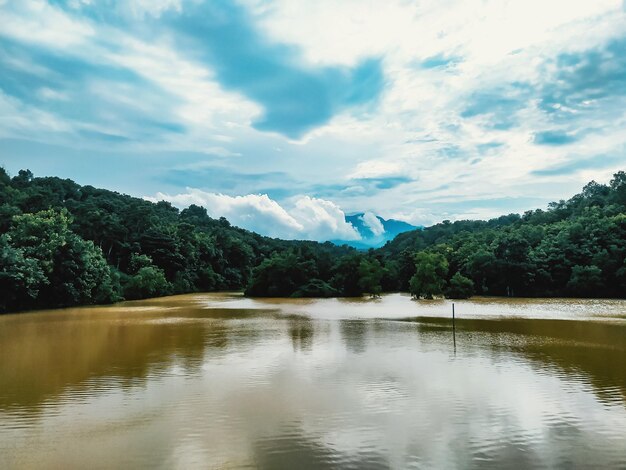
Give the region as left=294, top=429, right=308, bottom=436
left=1, top=0, right=626, bottom=241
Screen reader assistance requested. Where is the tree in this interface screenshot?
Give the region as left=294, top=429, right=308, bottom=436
left=357, top=258, right=384, bottom=298
left=43, top=233, right=119, bottom=306
left=492, top=231, right=535, bottom=296
left=446, top=272, right=474, bottom=299
left=330, top=254, right=364, bottom=296
left=3, top=167, right=626, bottom=312
left=0, top=234, right=47, bottom=312
left=610, top=171, right=626, bottom=206
left=463, top=248, right=496, bottom=294
left=8, top=208, right=73, bottom=276
left=409, top=252, right=448, bottom=299
left=3, top=208, right=118, bottom=310
left=566, top=265, right=603, bottom=297
left=123, top=255, right=172, bottom=300
left=11, top=169, right=33, bottom=188
left=245, top=252, right=317, bottom=297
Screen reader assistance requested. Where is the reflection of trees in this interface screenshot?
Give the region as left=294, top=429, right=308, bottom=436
left=288, top=316, right=315, bottom=352
left=409, top=316, right=626, bottom=404
left=340, top=320, right=369, bottom=354
left=0, top=304, right=225, bottom=410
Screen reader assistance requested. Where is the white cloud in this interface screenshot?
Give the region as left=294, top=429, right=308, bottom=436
left=37, top=88, right=69, bottom=101
left=3, top=0, right=626, bottom=230
left=248, top=0, right=622, bottom=68
left=290, top=196, right=361, bottom=240
left=146, top=190, right=360, bottom=241
left=348, top=160, right=404, bottom=179
left=0, top=0, right=261, bottom=154
left=0, top=0, right=94, bottom=48
left=242, top=0, right=626, bottom=222
left=0, top=91, right=72, bottom=139
left=359, top=212, right=385, bottom=236
left=124, top=0, right=182, bottom=18
left=388, top=208, right=449, bottom=227
left=106, top=37, right=262, bottom=132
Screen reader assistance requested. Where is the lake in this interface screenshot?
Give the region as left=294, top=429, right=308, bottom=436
left=1, top=293, right=625, bottom=469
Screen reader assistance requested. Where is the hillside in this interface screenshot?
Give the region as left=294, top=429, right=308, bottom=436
left=0, top=168, right=354, bottom=312
left=1, top=167, right=626, bottom=313
left=378, top=174, right=626, bottom=297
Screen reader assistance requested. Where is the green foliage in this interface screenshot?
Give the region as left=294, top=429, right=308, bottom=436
left=382, top=174, right=626, bottom=299
left=409, top=252, right=449, bottom=299
left=46, top=233, right=119, bottom=306
left=245, top=252, right=317, bottom=297
left=0, top=234, right=47, bottom=311
left=1, top=167, right=626, bottom=313
left=0, top=168, right=355, bottom=312
left=123, top=265, right=172, bottom=300
left=330, top=254, right=365, bottom=297
left=357, top=258, right=384, bottom=297
left=0, top=208, right=118, bottom=310
left=128, top=253, right=154, bottom=274
left=566, top=265, right=603, bottom=297
left=446, top=272, right=474, bottom=299
left=292, top=279, right=339, bottom=298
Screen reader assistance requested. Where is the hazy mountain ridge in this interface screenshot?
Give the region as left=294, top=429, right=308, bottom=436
left=332, top=212, right=420, bottom=249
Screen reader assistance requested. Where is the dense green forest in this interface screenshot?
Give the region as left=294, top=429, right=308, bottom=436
left=0, top=168, right=356, bottom=312
left=379, top=173, right=626, bottom=299
left=1, top=167, right=625, bottom=313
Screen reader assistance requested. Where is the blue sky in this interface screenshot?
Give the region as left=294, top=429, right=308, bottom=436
left=1, top=0, right=626, bottom=240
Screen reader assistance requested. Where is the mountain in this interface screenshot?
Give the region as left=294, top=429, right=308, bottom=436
left=332, top=212, right=420, bottom=249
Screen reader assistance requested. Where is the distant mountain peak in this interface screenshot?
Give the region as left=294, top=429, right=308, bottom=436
left=332, top=212, right=420, bottom=249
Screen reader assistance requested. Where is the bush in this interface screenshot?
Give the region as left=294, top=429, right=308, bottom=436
left=292, top=279, right=339, bottom=298
left=446, top=272, right=474, bottom=299
left=123, top=266, right=172, bottom=300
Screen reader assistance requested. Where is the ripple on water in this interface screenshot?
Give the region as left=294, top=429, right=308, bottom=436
left=1, top=295, right=626, bottom=469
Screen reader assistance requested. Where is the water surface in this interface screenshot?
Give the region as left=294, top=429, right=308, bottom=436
left=1, top=294, right=625, bottom=469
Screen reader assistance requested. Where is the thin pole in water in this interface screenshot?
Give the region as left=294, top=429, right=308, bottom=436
left=452, top=303, right=456, bottom=353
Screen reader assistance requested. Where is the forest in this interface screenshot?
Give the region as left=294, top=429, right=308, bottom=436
left=1, top=167, right=625, bottom=313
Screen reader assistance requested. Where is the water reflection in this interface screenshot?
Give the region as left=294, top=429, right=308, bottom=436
left=0, top=305, right=214, bottom=410
left=340, top=320, right=369, bottom=354
left=0, top=293, right=625, bottom=469
left=288, top=316, right=315, bottom=352
left=406, top=316, right=626, bottom=404
left=254, top=425, right=391, bottom=469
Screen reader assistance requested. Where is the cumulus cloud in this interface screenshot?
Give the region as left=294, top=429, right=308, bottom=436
left=166, top=1, right=384, bottom=139
left=348, top=160, right=404, bottom=179
left=360, top=211, right=385, bottom=236
left=2, top=0, right=626, bottom=229
left=290, top=196, right=361, bottom=240
left=146, top=189, right=360, bottom=241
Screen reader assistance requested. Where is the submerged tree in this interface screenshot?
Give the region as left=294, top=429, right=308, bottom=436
left=446, top=272, right=474, bottom=299
left=245, top=252, right=318, bottom=297
left=330, top=254, right=364, bottom=297
left=357, top=258, right=384, bottom=298
left=409, top=252, right=449, bottom=299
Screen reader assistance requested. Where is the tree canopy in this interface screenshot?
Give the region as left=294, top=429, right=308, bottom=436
left=1, top=167, right=626, bottom=313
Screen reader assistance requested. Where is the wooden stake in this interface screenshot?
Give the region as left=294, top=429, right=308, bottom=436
left=452, top=303, right=456, bottom=352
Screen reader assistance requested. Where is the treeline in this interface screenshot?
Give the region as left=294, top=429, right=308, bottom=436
left=379, top=173, right=626, bottom=298
left=1, top=168, right=625, bottom=313
left=0, top=168, right=355, bottom=312
left=248, top=171, right=626, bottom=300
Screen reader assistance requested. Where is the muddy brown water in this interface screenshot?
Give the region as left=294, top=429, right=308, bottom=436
left=1, top=293, right=625, bottom=469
